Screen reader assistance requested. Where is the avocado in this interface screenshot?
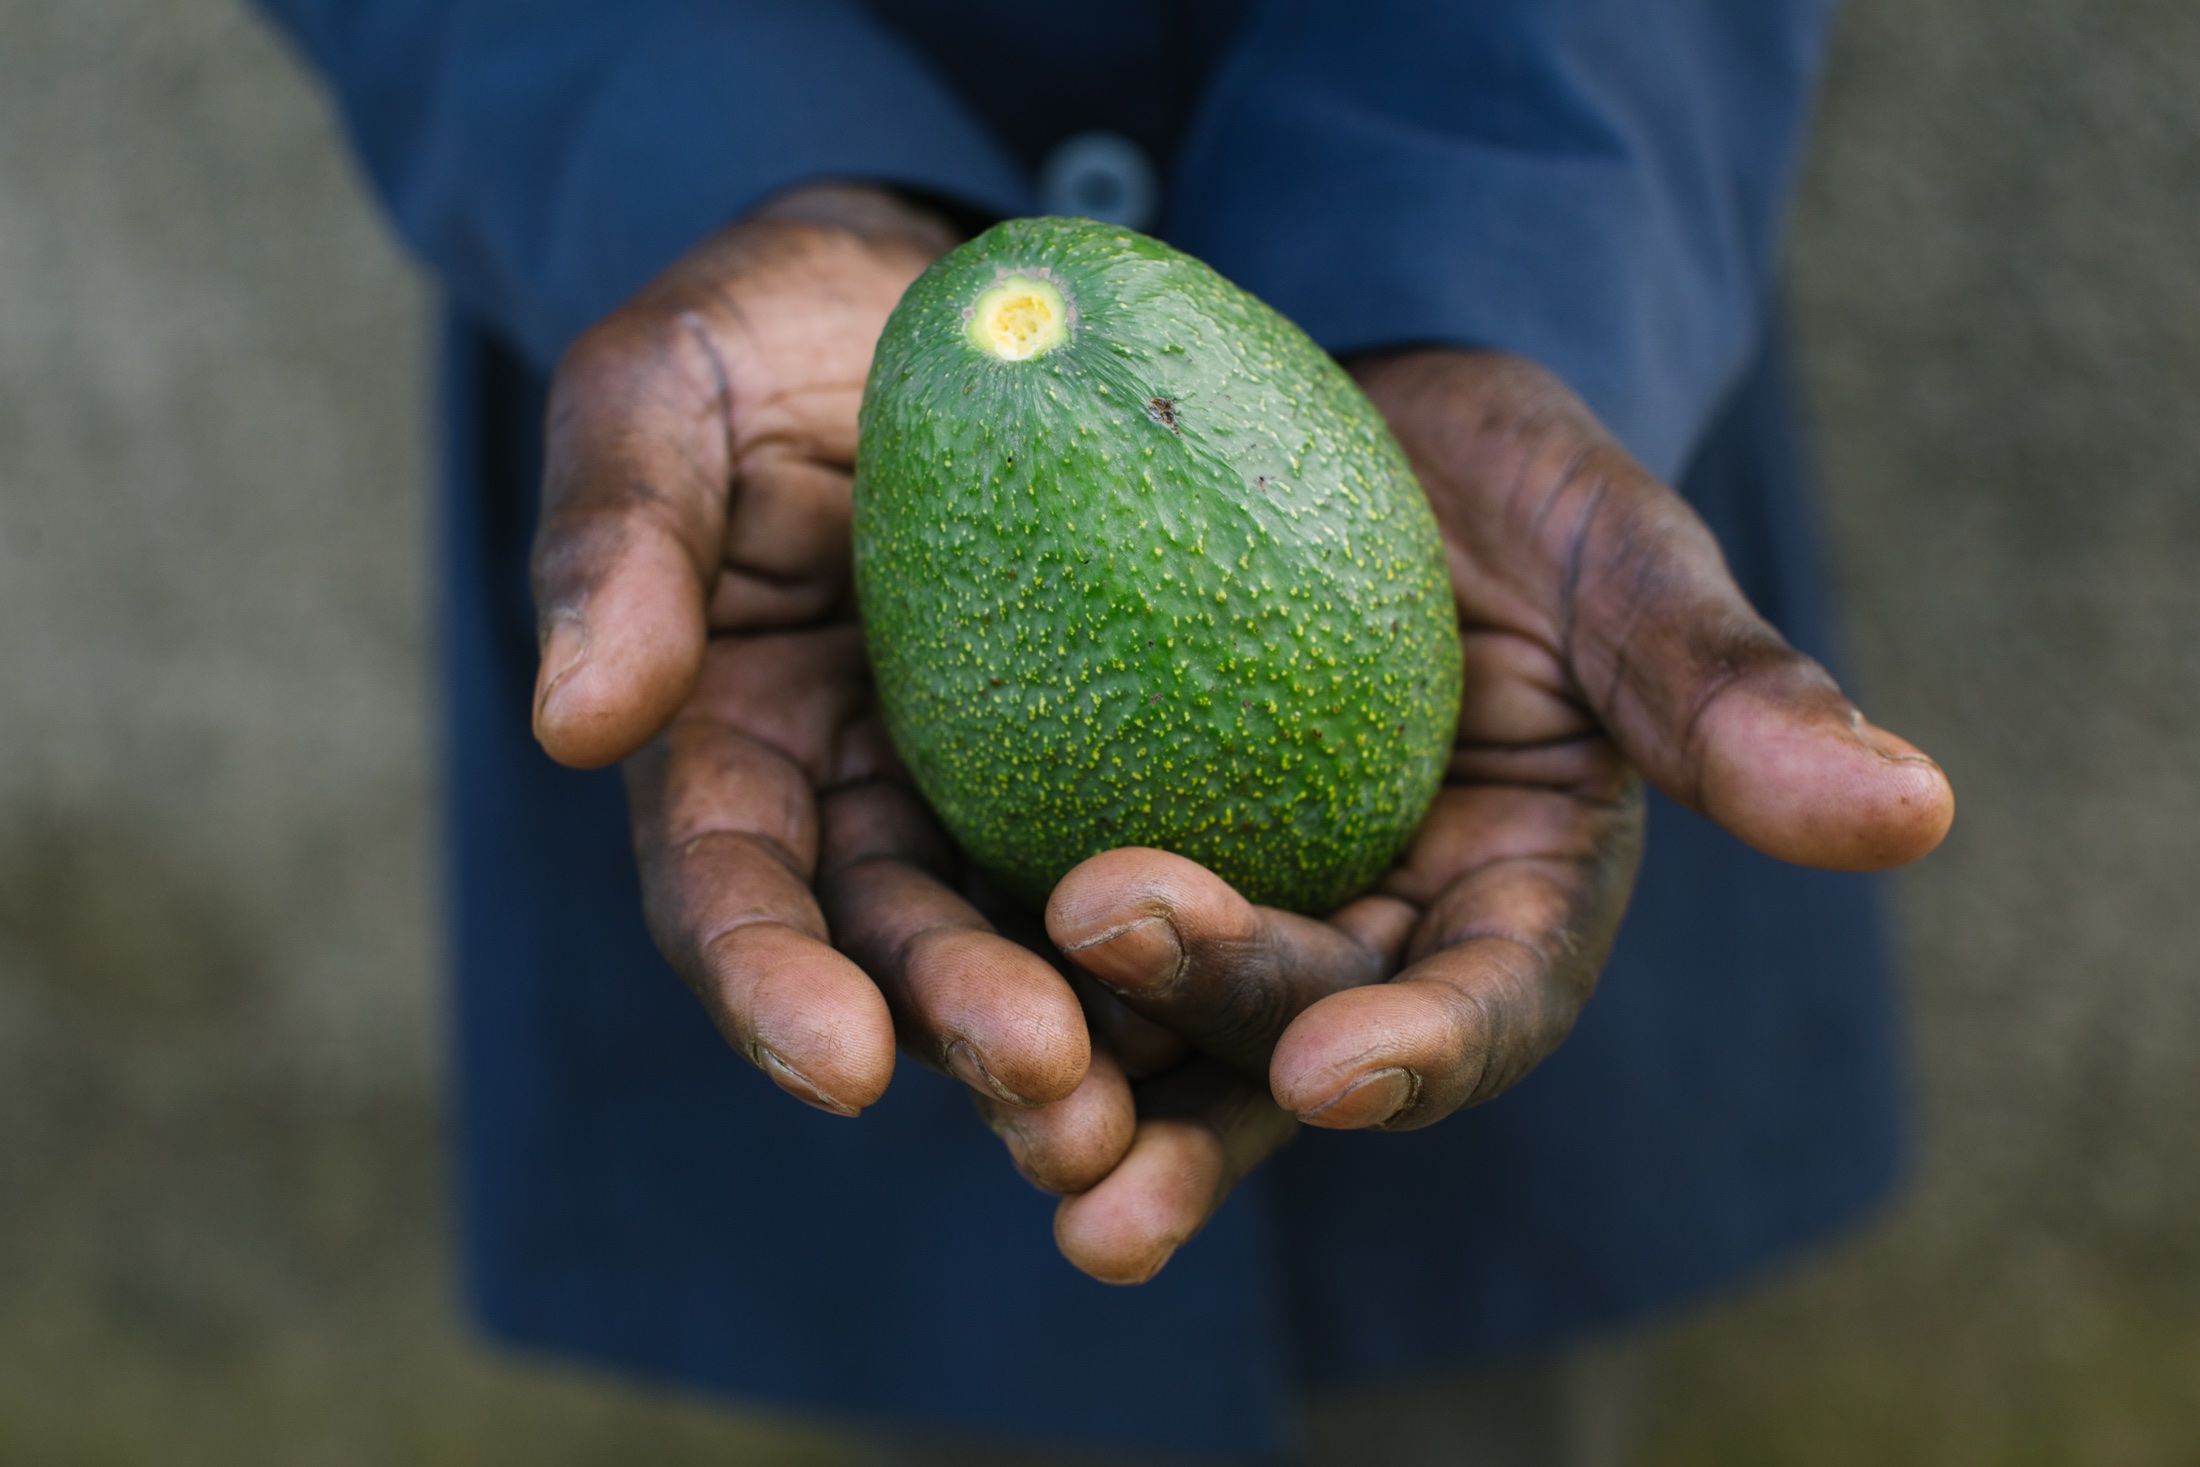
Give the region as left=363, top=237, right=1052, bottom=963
left=853, top=218, right=1461, bottom=914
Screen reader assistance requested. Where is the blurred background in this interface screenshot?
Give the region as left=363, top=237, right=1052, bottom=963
left=2, top=1, right=2195, bottom=1462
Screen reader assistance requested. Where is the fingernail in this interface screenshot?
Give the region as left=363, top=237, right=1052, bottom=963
left=1061, top=914, right=1186, bottom=995
left=757, top=1045, right=859, bottom=1118
left=1849, top=710, right=1942, bottom=769
left=1297, top=1067, right=1418, bottom=1129
left=945, top=1039, right=1026, bottom=1106
left=534, top=614, right=589, bottom=727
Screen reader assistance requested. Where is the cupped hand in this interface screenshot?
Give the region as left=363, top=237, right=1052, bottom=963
left=531, top=199, right=1954, bottom=1288
left=530, top=185, right=1098, bottom=1128
left=1007, top=348, right=1955, bottom=1282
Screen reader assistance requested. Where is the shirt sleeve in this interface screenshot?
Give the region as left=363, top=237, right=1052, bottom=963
left=256, top=0, right=1034, bottom=369
left=1163, top=0, right=1839, bottom=481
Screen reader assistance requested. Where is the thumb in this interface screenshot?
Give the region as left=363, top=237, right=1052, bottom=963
left=529, top=310, right=731, bottom=769
left=1558, top=461, right=1952, bottom=871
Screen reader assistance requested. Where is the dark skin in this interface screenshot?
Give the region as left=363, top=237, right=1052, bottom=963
left=532, top=185, right=1954, bottom=1285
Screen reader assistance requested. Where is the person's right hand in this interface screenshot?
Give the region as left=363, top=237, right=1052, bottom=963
left=976, top=348, right=1959, bottom=1285
left=530, top=186, right=1132, bottom=1177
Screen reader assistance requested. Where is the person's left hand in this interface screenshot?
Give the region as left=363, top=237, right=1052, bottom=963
left=982, top=347, right=1956, bottom=1285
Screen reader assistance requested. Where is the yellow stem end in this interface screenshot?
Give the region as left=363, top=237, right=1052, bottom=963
left=968, top=275, right=1068, bottom=362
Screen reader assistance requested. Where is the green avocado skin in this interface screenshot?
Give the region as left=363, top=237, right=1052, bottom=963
left=853, top=218, right=1462, bottom=915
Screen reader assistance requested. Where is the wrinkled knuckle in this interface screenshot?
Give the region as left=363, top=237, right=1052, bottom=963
left=1670, top=625, right=1820, bottom=775
left=1207, top=956, right=1291, bottom=1063
left=695, top=914, right=808, bottom=1007
left=558, top=306, right=724, bottom=422
left=1419, top=978, right=1502, bottom=1111
left=1005, top=1126, right=1118, bottom=1197
left=1482, top=354, right=1597, bottom=444
left=553, top=310, right=649, bottom=402
left=890, top=921, right=958, bottom=984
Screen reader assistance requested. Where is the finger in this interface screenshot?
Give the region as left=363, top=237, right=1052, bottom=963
left=1369, top=353, right=1952, bottom=871
left=1577, top=525, right=1951, bottom=871
left=970, top=870, right=1191, bottom=1077
left=1524, top=421, right=1949, bottom=871
left=1052, top=1064, right=1295, bottom=1286
left=1270, top=787, right=1643, bottom=1130
left=1047, top=849, right=1386, bottom=1075
left=974, top=1047, right=1138, bottom=1196
left=818, top=777, right=1089, bottom=1107
left=628, top=712, right=895, bottom=1117
left=706, top=452, right=855, bottom=630
left=533, top=309, right=734, bottom=768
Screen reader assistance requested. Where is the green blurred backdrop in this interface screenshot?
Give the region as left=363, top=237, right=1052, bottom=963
left=3, top=2, right=2196, bottom=1462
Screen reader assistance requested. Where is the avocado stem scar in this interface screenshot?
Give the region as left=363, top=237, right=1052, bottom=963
left=968, top=273, right=1070, bottom=361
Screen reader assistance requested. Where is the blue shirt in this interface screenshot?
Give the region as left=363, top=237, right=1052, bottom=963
left=262, top=2, right=1903, bottom=1457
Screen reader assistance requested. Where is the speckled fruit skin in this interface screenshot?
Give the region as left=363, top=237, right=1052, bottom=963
left=853, top=218, right=1462, bottom=914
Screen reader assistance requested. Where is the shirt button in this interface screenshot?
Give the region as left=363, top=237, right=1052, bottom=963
left=1038, top=131, right=1159, bottom=232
